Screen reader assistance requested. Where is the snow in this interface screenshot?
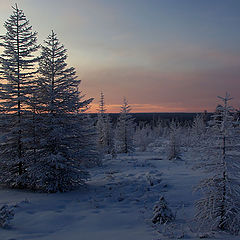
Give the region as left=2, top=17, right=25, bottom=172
left=0, top=151, right=239, bottom=240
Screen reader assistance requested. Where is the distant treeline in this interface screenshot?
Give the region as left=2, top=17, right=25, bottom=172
left=89, top=112, right=213, bottom=125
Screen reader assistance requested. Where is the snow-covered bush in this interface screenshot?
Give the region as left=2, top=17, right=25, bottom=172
left=0, top=205, right=15, bottom=228
left=152, top=196, right=175, bottom=224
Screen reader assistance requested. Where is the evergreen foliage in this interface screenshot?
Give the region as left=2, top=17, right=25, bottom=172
left=0, top=205, right=15, bottom=228
left=97, top=92, right=106, bottom=114
left=192, top=114, right=206, bottom=137
left=195, top=93, right=240, bottom=235
left=27, top=31, right=98, bottom=192
left=186, top=113, right=208, bottom=149
left=115, top=98, right=135, bottom=153
left=0, top=4, right=39, bottom=188
left=152, top=196, right=175, bottom=224
left=167, top=120, right=181, bottom=160
left=96, top=92, right=113, bottom=154
left=134, top=122, right=155, bottom=151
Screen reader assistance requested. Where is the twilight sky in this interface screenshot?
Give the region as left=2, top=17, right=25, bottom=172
left=1, top=0, right=240, bottom=112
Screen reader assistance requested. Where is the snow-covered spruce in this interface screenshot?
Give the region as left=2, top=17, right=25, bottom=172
left=191, top=114, right=206, bottom=138
left=0, top=4, right=39, bottom=188
left=0, top=205, right=15, bottom=228
left=188, top=113, right=207, bottom=149
left=153, top=119, right=170, bottom=139
left=114, top=98, right=135, bottom=154
left=97, top=91, right=106, bottom=114
left=26, top=31, right=99, bottom=192
left=167, top=120, right=181, bottom=160
left=194, top=93, right=240, bottom=235
left=152, top=196, right=175, bottom=224
left=78, top=114, right=101, bottom=168
left=134, top=122, right=155, bottom=152
left=96, top=92, right=114, bottom=154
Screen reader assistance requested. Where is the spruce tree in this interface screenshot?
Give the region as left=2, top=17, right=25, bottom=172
left=28, top=31, right=98, bottom=192
left=189, top=114, right=207, bottom=148
left=0, top=4, right=39, bottom=188
left=96, top=92, right=107, bottom=151
left=134, top=122, right=154, bottom=152
left=115, top=98, right=135, bottom=153
left=97, top=92, right=106, bottom=114
left=167, top=120, right=181, bottom=160
left=195, top=93, right=240, bottom=234
left=152, top=196, right=175, bottom=224
left=96, top=92, right=113, bottom=154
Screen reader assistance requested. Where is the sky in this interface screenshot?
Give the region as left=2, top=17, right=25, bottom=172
left=0, top=0, right=240, bottom=113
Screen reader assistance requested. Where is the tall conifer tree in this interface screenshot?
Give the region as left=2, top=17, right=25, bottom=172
left=29, top=31, right=98, bottom=192
left=115, top=98, right=135, bottom=153
left=0, top=4, right=39, bottom=187
left=96, top=92, right=113, bottom=154
left=195, top=93, right=240, bottom=234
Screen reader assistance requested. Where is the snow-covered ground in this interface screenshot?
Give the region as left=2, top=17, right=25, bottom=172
left=0, top=151, right=238, bottom=240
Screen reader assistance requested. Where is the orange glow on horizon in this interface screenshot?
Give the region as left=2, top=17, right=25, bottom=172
left=86, top=103, right=211, bottom=113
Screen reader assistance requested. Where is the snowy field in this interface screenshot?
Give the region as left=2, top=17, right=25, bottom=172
left=0, top=150, right=238, bottom=240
